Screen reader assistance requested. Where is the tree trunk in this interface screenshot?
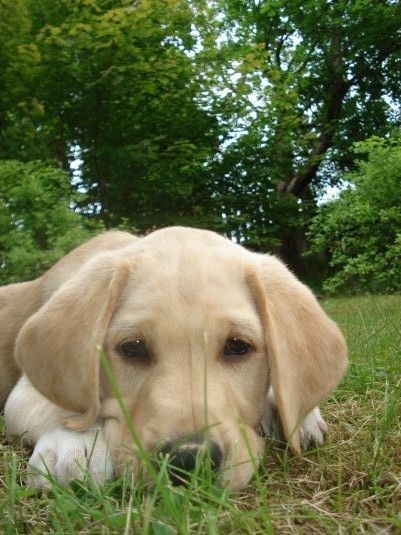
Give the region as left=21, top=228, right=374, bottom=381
left=278, top=25, right=350, bottom=196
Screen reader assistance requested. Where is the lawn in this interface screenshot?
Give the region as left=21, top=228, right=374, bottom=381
left=1, top=295, right=400, bottom=534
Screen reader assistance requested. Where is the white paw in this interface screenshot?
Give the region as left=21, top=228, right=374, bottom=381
left=298, top=407, right=328, bottom=450
left=27, top=427, right=113, bottom=489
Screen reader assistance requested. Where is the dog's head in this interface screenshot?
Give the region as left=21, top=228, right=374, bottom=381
left=16, top=227, right=347, bottom=490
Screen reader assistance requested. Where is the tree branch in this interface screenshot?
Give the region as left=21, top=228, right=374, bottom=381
left=278, top=24, right=349, bottom=195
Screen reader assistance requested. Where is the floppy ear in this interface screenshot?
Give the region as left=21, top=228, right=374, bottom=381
left=15, top=252, right=131, bottom=430
left=248, top=256, right=348, bottom=453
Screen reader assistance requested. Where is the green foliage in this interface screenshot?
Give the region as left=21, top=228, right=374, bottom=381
left=1, top=0, right=401, bottom=280
left=308, top=134, right=401, bottom=294
left=210, top=131, right=313, bottom=253
left=1, top=0, right=219, bottom=229
left=0, top=160, right=101, bottom=283
left=202, top=0, right=401, bottom=262
left=212, top=0, right=401, bottom=184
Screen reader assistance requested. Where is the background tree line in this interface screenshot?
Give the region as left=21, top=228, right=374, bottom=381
left=0, top=0, right=400, bottom=291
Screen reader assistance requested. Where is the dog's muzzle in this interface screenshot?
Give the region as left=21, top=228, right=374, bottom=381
left=157, top=436, right=223, bottom=485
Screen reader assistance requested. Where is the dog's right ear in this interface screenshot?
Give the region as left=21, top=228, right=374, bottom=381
left=15, top=252, right=131, bottom=430
left=246, top=257, right=348, bottom=453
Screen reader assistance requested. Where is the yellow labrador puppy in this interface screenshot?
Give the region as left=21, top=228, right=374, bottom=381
left=1, top=227, right=347, bottom=490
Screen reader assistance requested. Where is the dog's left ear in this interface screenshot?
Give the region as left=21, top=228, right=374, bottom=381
left=247, top=256, right=348, bottom=453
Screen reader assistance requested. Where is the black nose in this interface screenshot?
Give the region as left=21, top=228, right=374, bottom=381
left=158, top=437, right=222, bottom=485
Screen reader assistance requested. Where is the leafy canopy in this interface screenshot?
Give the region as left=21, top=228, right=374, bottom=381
left=1, top=0, right=219, bottom=228
left=1, top=0, right=401, bottom=286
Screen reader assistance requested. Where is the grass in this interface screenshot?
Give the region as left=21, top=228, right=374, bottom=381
left=1, top=294, right=400, bottom=534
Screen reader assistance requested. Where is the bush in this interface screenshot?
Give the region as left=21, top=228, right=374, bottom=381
left=0, top=160, right=102, bottom=284
left=308, top=134, right=401, bottom=294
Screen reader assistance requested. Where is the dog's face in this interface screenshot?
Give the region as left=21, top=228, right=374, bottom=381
left=16, top=227, right=347, bottom=490
left=101, top=231, right=269, bottom=488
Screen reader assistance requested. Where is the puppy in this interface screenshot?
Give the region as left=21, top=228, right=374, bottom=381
left=1, top=227, right=347, bottom=490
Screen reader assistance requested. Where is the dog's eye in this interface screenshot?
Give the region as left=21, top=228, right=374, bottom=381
left=224, top=337, right=252, bottom=357
left=119, top=340, right=149, bottom=361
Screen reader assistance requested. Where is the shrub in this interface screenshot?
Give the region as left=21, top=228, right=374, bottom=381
left=0, top=160, right=101, bottom=284
left=308, top=134, right=401, bottom=294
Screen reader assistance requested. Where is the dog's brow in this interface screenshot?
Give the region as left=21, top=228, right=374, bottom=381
left=107, top=318, right=153, bottom=338
left=109, top=315, right=154, bottom=327
left=223, top=317, right=263, bottom=338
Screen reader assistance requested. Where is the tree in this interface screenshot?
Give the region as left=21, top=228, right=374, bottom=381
left=0, top=0, right=42, bottom=161
left=213, top=0, right=401, bottom=191
left=1, top=0, right=220, bottom=229
left=1, top=0, right=401, bottom=278
left=308, top=133, right=401, bottom=294
left=201, top=0, right=401, bottom=263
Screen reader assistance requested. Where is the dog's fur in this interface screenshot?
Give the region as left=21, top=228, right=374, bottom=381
left=1, top=227, right=348, bottom=490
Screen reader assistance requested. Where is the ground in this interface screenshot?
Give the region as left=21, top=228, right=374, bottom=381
left=1, top=295, right=400, bottom=534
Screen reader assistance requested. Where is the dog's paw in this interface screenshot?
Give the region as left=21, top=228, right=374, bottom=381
left=260, top=390, right=286, bottom=445
left=260, top=389, right=328, bottom=451
left=298, top=407, right=328, bottom=450
left=27, top=427, right=113, bottom=489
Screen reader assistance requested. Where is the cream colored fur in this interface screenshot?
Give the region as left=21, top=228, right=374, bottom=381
left=1, top=227, right=348, bottom=490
